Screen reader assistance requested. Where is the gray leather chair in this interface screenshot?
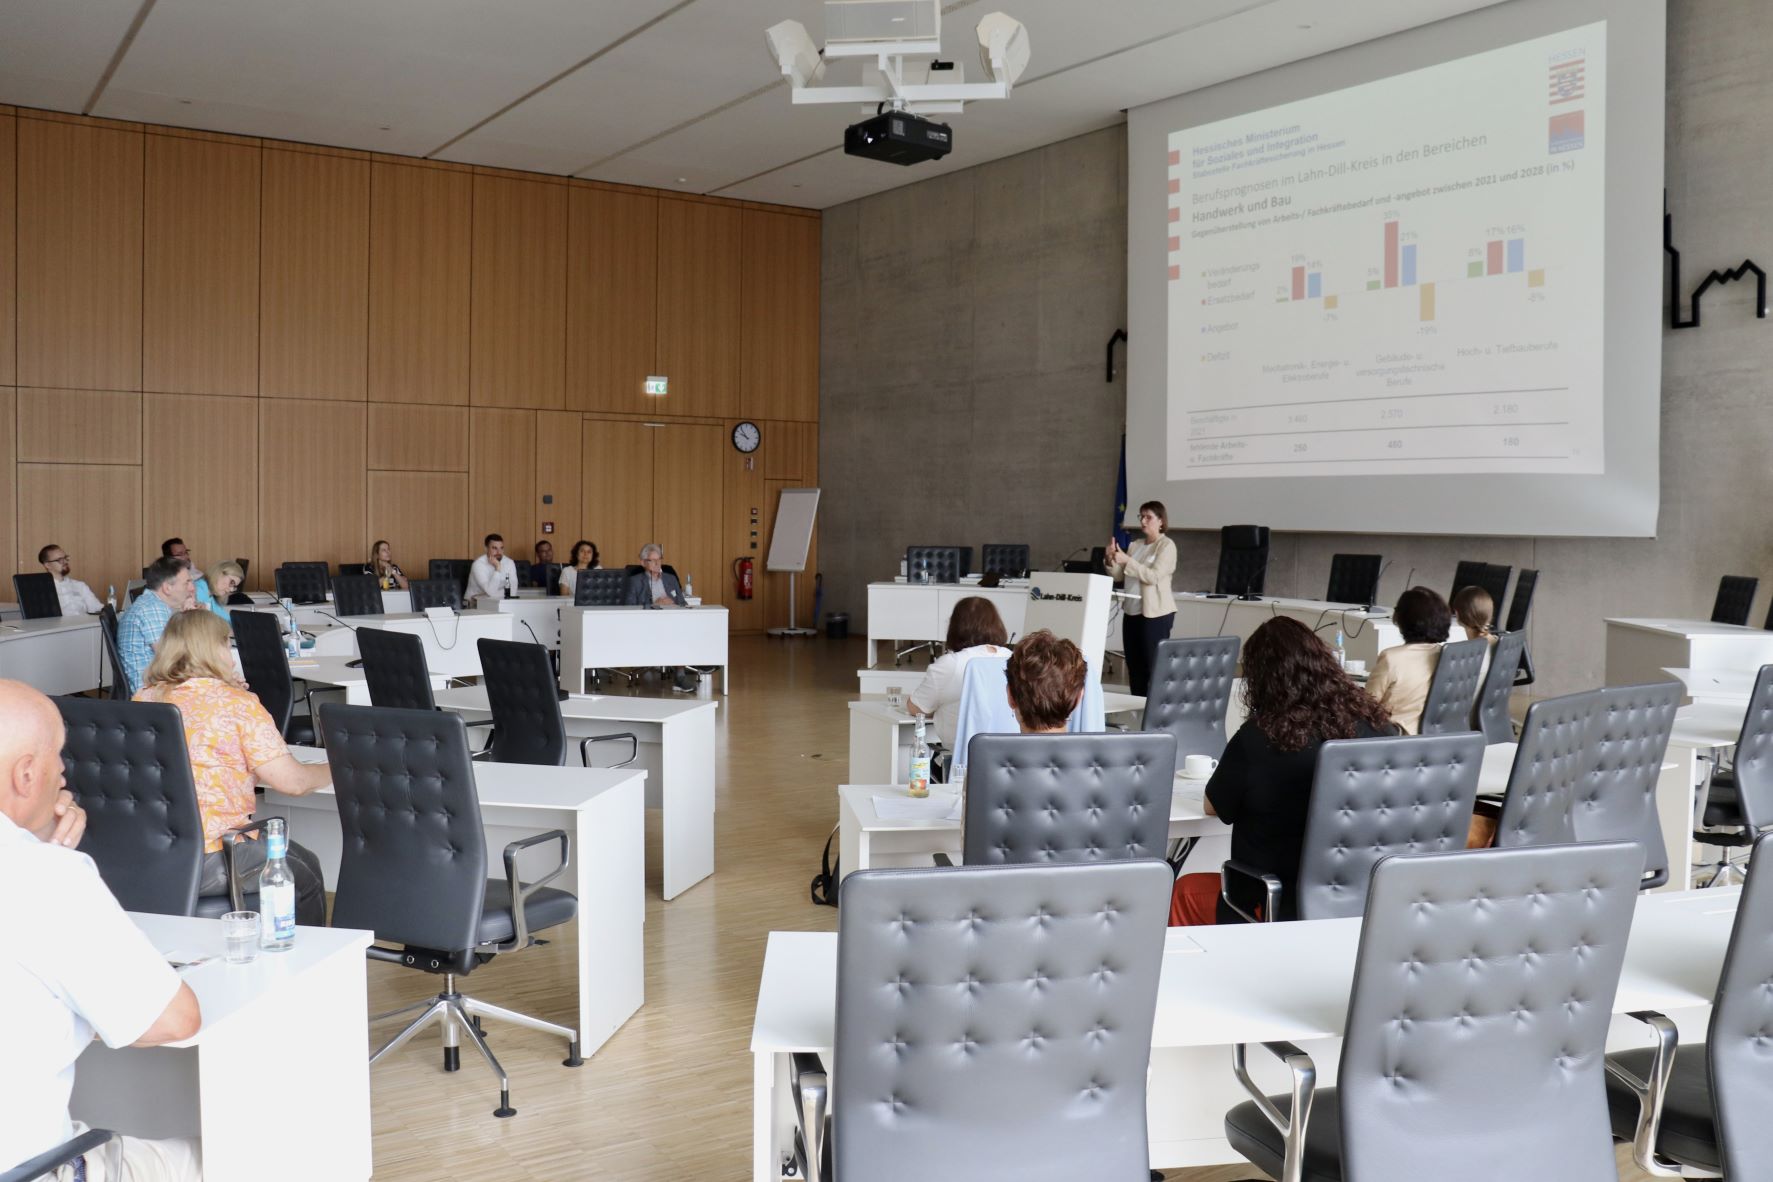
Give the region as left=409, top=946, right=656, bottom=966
left=321, top=703, right=582, bottom=1118
left=1226, top=840, right=1645, bottom=1182
left=1693, top=664, right=1773, bottom=883
left=233, top=609, right=317, bottom=744
left=1606, top=831, right=1773, bottom=1178
left=1469, top=630, right=1525, bottom=743
left=1220, top=732, right=1482, bottom=924
left=476, top=638, right=636, bottom=768
left=979, top=542, right=1030, bottom=578
left=1573, top=681, right=1680, bottom=888
left=98, top=603, right=129, bottom=701
left=13, top=571, right=61, bottom=620
left=356, top=627, right=436, bottom=710
left=331, top=573, right=382, bottom=617
left=58, top=697, right=247, bottom=918
left=957, top=732, right=1176, bottom=865
left=1494, top=689, right=1602, bottom=848
left=1324, top=553, right=1382, bottom=606
left=572, top=567, right=629, bottom=607
left=407, top=577, right=462, bottom=613
left=792, top=860, right=1171, bottom=1182
left=273, top=562, right=330, bottom=605
left=1712, top=575, right=1758, bottom=626
left=1140, top=636, right=1238, bottom=765
left=1416, top=636, right=1487, bottom=735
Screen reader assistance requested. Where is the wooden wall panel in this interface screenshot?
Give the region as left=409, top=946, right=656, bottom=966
left=15, top=117, right=142, bottom=391
left=368, top=471, right=467, bottom=570
left=468, top=408, right=536, bottom=558
left=581, top=418, right=654, bottom=573
left=471, top=175, right=564, bottom=409
left=653, top=423, right=725, bottom=605
left=566, top=186, right=657, bottom=413
left=261, top=148, right=369, bottom=400
left=18, top=463, right=141, bottom=608
left=0, top=390, right=15, bottom=591
left=144, top=134, right=259, bottom=395
left=535, top=410, right=582, bottom=552
left=0, top=115, right=15, bottom=386
left=369, top=162, right=470, bottom=404
left=18, top=388, right=140, bottom=464
left=367, top=403, right=467, bottom=471
left=655, top=199, right=740, bottom=420
left=258, top=399, right=364, bottom=570
left=143, top=393, right=259, bottom=581
left=740, top=210, right=820, bottom=422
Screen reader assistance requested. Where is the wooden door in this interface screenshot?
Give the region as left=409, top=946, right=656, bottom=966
left=652, top=423, right=726, bottom=605
left=581, top=418, right=655, bottom=575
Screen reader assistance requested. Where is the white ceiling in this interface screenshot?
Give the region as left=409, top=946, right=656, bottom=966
left=0, top=0, right=1507, bottom=209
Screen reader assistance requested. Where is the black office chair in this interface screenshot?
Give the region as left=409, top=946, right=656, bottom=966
left=320, top=703, right=582, bottom=1118
left=1213, top=524, right=1270, bottom=596
left=904, top=545, right=965, bottom=584
left=274, top=563, right=330, bottom=605
left=331, top=573, right=383, bottom=618
left=429, top=558, right=473, bottom=593
left=1573, top=681, right=1680, bottom=890
left=1140, top=636, right=1238, bottom=766
left=407, top=578, right=462, bottom=613
left=1506, top=567, right=1539, bottom=685
left=98, top=604, right=129, bottom=701
left=233, top=609, right=317, bottom=745
left=1693, top=664, right=1773, bottom=885
left=1606, top=831, right=1773, bottom=1178
left=573, top=568, right=630, bottom=607
left=979, top=543, right=1030, bottom=579
left=356, top=627, right=436, bottom=710
left=1416, top=636, right=1488, bottom=735
left=1, top=1129, right=115, bottom=1182
left=1450, top=558, right=1489, bottom=601
left=954, top=732, right=1177, bottom=865
left=527, top=561, right=562, bottom=591
left=1221, top=731, right=1482, bottom=923
left=58, top=697, right=249, bottom=918
left=1493, top=689, right=1602, bottom=848
left=791, top=860, right=1171, bottom=1182
left=1470, top=630, right=1526, bottom=743
left=13, top=571, right=61, bottom=620
left=1325, top=553, right=1383, bottom=606
left=477, top=638, right=636, bottom=768
left=1713, top=575, right=1759, bottom=626
left=1227, top=841, right=1645, bottom=1182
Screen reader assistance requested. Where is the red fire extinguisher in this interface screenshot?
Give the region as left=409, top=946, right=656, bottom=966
left=733, top=557, right=754, bottom=600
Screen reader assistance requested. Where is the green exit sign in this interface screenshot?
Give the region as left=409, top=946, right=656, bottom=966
left=644, top=376, right=669, bottom=396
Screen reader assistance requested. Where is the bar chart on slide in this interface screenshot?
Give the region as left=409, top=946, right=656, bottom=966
left=1169, top=22, right=1605, bottom=479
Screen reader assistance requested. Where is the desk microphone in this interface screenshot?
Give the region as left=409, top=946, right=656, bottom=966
left=313, top=609, right=359, bottom=631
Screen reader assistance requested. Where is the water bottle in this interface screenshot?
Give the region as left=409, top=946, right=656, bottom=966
left=1334, top=630, right=1346, bottom=670
left=258, top=818, right=297, bottom=951
left=684, top=574, right=694, bottom=599
left=908, top=715, right=931, bottom=798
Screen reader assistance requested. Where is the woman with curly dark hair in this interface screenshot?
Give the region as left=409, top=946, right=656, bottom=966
left=1178, top=616, right=1395, bottom=924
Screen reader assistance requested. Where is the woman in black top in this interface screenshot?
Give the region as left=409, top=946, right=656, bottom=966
left=1203, top=616, right=1395, bottom=923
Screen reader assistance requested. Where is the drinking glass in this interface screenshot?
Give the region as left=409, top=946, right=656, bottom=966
left=222, top=911, right=259, bottom=965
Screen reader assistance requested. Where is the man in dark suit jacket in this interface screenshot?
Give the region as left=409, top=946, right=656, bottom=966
left=625, top=543, right=695, bottom=691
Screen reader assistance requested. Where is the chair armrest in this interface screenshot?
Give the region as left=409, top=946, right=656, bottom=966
left=0, top=1128, right=114, bottom=1182
left=580, top=732, right=639, bottom=768
left=220, top=819, right=276, bottom=911
left=1605, top=1011, right=1713, bottom=1178
left=932, top=852, right=956, bottom=868
left=461, top=719, right=497, bottom=759
left=1231, top=1041, right=1317, bottom=1182
left=1221, top=858, right=1282, bottom=923
left=789, top=1052, right=830, bottom=1182
left=500, top=829, right=570, bottom=951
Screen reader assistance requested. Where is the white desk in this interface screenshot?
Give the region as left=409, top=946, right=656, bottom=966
left=71, top=914, right=374, bottom=1180
left=1664, top=666, right=1758, bottom=705
left=1173, top=594, right=1402, bottom=667
left=286, top=654, right=450, bottom=706
left=260, top=750, right=647, bottom=1059
left=353, top=611, right=514, bottom=678
left=865, top=581, right=1030, bottom=668
left=476, top=595, right=565, bottom=649
left=1606, top=618, right=1773, bottom=688
left=0, top=614, right=104, bottom=696
left=750, top=886, right=1736, bottom=1176
left=434, top=686, right=719, bottom=901
left=559, top=605, right=729, bottom=696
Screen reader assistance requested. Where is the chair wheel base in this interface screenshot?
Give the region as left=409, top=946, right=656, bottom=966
left=563, top=1041, right=584, bottom=1068
left=443, top=1046, right=460, bottom=1072
left=494, top=1090, right=515, bottom=1119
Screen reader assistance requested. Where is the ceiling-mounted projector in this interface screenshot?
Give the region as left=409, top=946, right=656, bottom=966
left=765, top=0, right=1028, bottom=165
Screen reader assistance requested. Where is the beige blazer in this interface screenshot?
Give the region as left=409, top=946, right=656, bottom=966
left=1108, top=535, right=1178, bottom=618
left=1366, top=642, right=1442, bottom=734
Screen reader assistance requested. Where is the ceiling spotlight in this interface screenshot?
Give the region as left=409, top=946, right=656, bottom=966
left=765, top=19, right=827, bottom=89
left=976, top=13, right=1030, bottom=88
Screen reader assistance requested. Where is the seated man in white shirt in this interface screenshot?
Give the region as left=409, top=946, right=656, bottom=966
left=467, top=533, right=520, bottom=604
left=40, top=544, right=102, bottom=615
left=0, top=679, right=204, bottom=1181
left=624, top=544, right=697, bottom=692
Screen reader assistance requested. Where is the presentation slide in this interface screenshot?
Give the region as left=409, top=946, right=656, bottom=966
left=1169, top=24, right=1605, bottom=480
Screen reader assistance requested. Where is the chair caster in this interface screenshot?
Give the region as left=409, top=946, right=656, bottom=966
left=563, top=1040, right=584, bottom=1068
left=493, top=1089, right=516, bottom=1119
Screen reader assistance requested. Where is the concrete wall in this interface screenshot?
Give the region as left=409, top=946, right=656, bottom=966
left=820, top=1, right=1773, bottom=696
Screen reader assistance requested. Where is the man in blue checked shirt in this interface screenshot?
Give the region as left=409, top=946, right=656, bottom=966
left=116, top=558, right=197, bottom=696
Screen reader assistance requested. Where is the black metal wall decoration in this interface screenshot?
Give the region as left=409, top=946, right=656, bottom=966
left=1106, top=328, right=1126, bottom=382
left=1665, top=197, right=1767, bottom=329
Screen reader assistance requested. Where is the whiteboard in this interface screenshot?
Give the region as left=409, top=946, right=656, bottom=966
left=767, top=488, right=820, bottom=573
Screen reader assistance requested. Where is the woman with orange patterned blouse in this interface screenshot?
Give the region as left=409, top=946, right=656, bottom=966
left=134, top=611, right=333, bottom=924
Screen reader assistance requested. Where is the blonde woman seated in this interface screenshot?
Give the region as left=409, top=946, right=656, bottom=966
left=199, top=559, right=245, bottom=622
left=1365, top=585, right=1452, bottom=734
left=371, top=539, right=409, bottom=591
left=134, top=611, right=333, bottom=924
left=906, top=597, right=1011, bottom=752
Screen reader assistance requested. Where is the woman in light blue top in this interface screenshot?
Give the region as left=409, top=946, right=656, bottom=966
left=196, top=559, right=245, bottom=621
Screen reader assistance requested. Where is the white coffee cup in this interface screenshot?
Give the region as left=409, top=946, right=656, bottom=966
left=1345, top=659, right=1367, bottom=676
left=1182, top=753, right=1219, bottom=779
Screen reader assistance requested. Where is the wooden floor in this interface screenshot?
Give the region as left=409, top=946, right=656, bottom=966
left=362, top=635, right=1658, bottom=1181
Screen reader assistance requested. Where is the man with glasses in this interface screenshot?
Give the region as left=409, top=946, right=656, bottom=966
left=37, top=545, right=101, bottom=616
